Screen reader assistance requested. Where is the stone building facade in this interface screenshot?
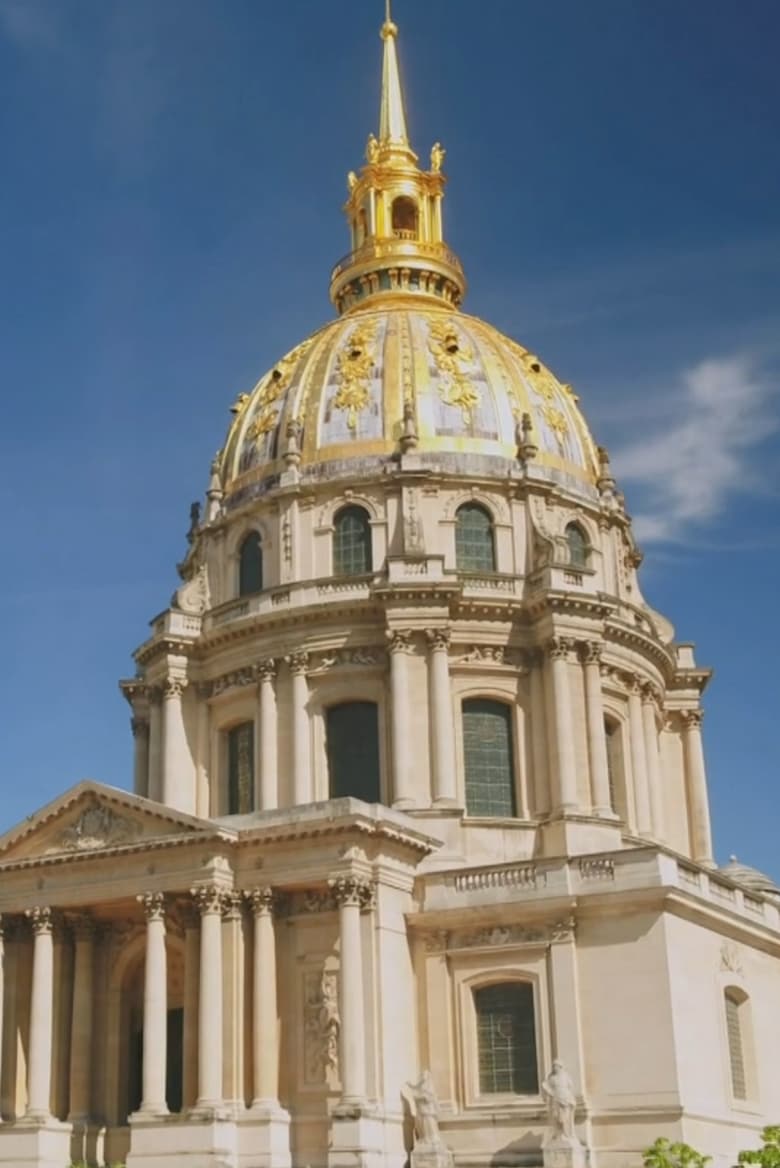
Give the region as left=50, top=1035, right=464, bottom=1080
left=0, top=10, right=777, bottom=1168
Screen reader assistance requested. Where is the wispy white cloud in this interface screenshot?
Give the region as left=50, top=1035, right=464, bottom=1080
left=611, top=355, right=778, bottom=542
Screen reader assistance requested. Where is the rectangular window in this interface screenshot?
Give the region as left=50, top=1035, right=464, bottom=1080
left=227, top=722, right=254, bottom=815
left=725, top=993, right=747, bottom=1100
left=326, top=702, right=381, bottom=802
left=463, top=700, right=516, bottom=817
left=475, top=982, right=538, bottom=1095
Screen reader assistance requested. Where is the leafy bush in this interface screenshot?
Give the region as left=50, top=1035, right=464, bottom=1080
left=739, top=1127, right=780, bottom=1168
left=643, top=1138, right=711, bottom=1168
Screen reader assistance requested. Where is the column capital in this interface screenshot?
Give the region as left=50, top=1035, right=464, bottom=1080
left=190, top=884, right=227, bottom=916
left=641, top=680, right=662, bottom=706
left=131, top=715, right=150, bottom=738
left=425, top=627, right=451, bottom=651
left=257, top=657, right=278, bottom=683
left=579, top=640, right=602, bottom=666
left=546, top=636, right=574, bottom=661
left=244, top=886, right=278, bottom=917
left=163, top=676, right=187, bottom=700
left=286, top=650, right=309, bottom=676
left=137, top=892, right=166, bottom=921
left=386, top=628, right=414, bottom=654
left=624, top=672, right=644, bottom=696
left=682, top=708, right=704, bottom=730
left=328, top=876, right=375, bottom=910
left=25, top=906, right=53, bottom=935
left=221, top=890, right=244, bottom=921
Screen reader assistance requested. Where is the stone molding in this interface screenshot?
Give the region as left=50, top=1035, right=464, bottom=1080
left=423, top=917, right=577, bottom=952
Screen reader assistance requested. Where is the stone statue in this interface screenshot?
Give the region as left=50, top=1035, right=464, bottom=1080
left=430, top=142, right=446, bottom=172
left=366, top=133, right=380, bottom=163
left=407, top=1070, right=441, bottom=1147
left=541, top=1060, right=577, bottom=1141
left=187, top=500, right=201, bottom=544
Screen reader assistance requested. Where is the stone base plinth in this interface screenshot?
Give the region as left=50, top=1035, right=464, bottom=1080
left=328, top=1106, right=385, bottom=1168
left=540, top=814, right=621, bottom=858
left=127, top=1112, right=238, bottom=1167
left=543, top=1136, right=587, bottom=1168
left=237, top=1104, right=291, bottom=1168
left=411, top=1141, right=454, bottom=1168
left=0, top=1118, right=72, bottom=1168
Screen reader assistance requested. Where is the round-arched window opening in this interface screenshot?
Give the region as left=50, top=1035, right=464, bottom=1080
left=455, top=503, right=496, bottom=573
left=238, top=532, right=263, bottom=596
left=391, top=196, right=418, bottom=239
left=565, top=523, right=588, bottom=570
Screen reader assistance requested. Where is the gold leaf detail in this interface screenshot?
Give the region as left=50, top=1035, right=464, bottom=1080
left=246, top=406, right=279, bottom=439
left=542, top=404, right=569, bottom=445
left=245, top=340, right=311, bottom=447
left=333, top=321, right=378, bottom=431
left=428, top=318, right=479, bottom=422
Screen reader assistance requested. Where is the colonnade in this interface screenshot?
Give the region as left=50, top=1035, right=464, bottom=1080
left=126, top=631, right=712, bottom=859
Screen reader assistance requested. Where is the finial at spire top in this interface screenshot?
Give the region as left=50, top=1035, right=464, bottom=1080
left=379, top=0, right=407, bottom=143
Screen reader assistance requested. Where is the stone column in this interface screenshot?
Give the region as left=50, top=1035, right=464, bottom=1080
left=547, top=638, right=578, bottom=813
left=529, top=651, right=550, bottom=817
left=246, top=889, right=281, bottom=1109
left=194, top=685, right=211, bottom=819
left=162, top=676, right=189, bottom=812
left=581, top=643, right=613, bottom=817
left=627, top=678, right=651, bottom=835
left=131, top=716, right=150, bottom=799
left=329, top=877, right=374, bottom=1108
left=289, top=652, right=311, bottom=805
left=137, top=893, right=168, bottom=1115
left=426, top=629, right=457, bottom=805
left=148, top=690, right=163, bottom=803
left=25, top=906, right=54, bottom=1120
left=682, top=710, right=714, bottom=866
left=191, top=886, right=224, bottom=1111
left=388, top=631, right=415, bottom=808
left=642, top=686, right=664, bottom=840
left=258, top=660, right=278, bottom=810
left=68, top=915, right=95, bottom=1122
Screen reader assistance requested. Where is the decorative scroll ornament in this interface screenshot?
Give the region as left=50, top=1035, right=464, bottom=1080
left=333, top=320, right=379, bottom=430
left=541, top=403, right=569, bottom=445
left=303, top=969, right=340, bottom=1087
left=720, top=942, right=743, bottom=975
left=246, top=340, right=311, bottom=444
left=53, top=802, right=142, bottom=853
left=450, top=918, right=575, bottom=949
left=428, top=317, right=479, bottom=422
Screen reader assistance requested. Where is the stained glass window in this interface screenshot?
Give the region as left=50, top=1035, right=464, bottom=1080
left=326, top=702, right=381, bottom=802
left=565, top=523, right=588, bottom=569
left=455, top=503, right=495, bottom=572
left=475, top=983, right=538, bottom=1095
left=725, top=991, right=747, bottom=1099
left=463, top=699, right=516, bottom=817
left=333, top=506, right=372, bottom=576
left=239, top=532, right=263, bottom=596
left=227, top=722, right=254, bottom=815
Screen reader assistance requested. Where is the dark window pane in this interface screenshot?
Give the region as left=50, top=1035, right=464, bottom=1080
left=334, top=506, right=372, bottom=576
left=475, top=983, right=538, bottom=1095
left=327, top=702, right=381, bottom=802
left=725, top=993, right=747, bottom=1099
left=565, top=524, right=587, bottom=569
left=227, top=722, right=254, bottom=814
left=239, top=532, right=263, bottom=595
left=463, top=700, right=516, bottom=817
left=605, top=720, right=622, bottom=813
left=456, top=504, right=495, bottom=572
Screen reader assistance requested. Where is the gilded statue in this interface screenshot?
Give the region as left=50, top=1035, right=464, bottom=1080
left=366, top=133, right=380, bottom=163
left=347, top=170, right=358, bottom=192
left=430, top=141, right=446, bottom=172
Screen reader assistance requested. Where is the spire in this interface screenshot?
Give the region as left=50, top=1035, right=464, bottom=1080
left=379, top=0, right=409, bottom=148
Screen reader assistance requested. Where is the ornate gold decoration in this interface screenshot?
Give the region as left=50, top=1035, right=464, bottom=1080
left=246, top=341, right=310, bottom=443
left=542, top=404, right=569, bottom=445
left=333, top=320, right=378, bottom=430
left=427, top=317, right=479, bottom=421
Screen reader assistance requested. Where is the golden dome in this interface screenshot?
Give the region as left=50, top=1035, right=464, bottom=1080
left=219, top=304, right=600, bottom=511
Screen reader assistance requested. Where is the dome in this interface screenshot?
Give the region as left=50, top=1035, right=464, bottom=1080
left=218, top=304, right=601, bottom=513
left=720, top=856, right=780, bottom=900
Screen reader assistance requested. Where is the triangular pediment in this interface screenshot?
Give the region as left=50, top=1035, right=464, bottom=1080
left=0, top=781, right=219, bottom=865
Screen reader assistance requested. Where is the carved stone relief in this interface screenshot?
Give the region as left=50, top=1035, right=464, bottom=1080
left=303, top=969, right=340, bottom=1088
left=49, top=802, right=143, bottom=854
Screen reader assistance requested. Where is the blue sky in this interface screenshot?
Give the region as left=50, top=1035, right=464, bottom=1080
left=0, top=0, right=778, bottom=876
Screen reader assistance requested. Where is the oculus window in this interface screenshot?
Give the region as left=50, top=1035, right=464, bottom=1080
left=326, top=701, right=381, bottom=803
left=463, top=699, right=516, bottom=817
left=474, top=983, right=539, bottom=1095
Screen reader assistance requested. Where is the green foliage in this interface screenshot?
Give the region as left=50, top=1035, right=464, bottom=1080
left=643, top=1138, right=711, bottom=1168
left=739, top=1127, right=780, bottom=1168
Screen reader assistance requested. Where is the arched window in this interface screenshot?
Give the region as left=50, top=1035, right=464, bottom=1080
left=391, top=196, right=418, bottom=238
left=333, top=505, right=372, bottom=576
left=604, top=718, right=624, bottom=815
left=565, top=523, right=588, bottom=569
left=474, top=983, right=539, bottom=1095
left=456, top=503, right=496, bottom=573
left=326, top=702, right=381, bottom=802
left=226, top=721, right=254, bottom=815
left=238, top=532, right=263, bottom=596
left=463, top=699, right=516, bottom=817
left=724, top=989, right=748, bottom=1100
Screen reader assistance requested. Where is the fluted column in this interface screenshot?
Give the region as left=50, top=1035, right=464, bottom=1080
left=426, top=629, right=457, bottom=805
left=329, top=877, right=374, bottom=1108
left=25, top=906, right=54, bottom=1120
left=246, top=889, right=281, bottom=1109
left=682, top=710, right=714, bottom=866
left=68, top=915, right=95, bottom=1122
left=191, top=886, right=224, bottom=1111
left=581, top=643, right=613, bottom=817
left=258, top=660, right=278, bottom=810
left=137, top=893, right=168, bottom=1115
left=288, top=653, right=311, bottom=805
left=547, top=638, right=578, bottom=812
left=148, top=691, right=162, bottom=802
left=627, top=677, right=651, bottom=835
left=388, top=631, right=416, bottom=808
left=131, top=716, right=150, bottom=799
left=642, top=685, right=664, bottom=840
left=162, top=676, right=189, bottom=812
